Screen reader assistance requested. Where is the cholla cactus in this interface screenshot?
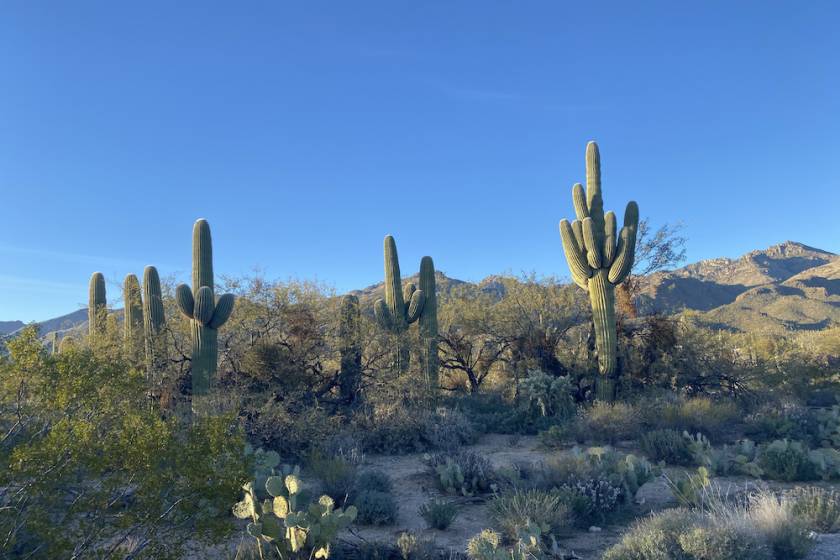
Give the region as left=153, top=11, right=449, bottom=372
left=88, top=272, right=107, bottom=338
left=559, top=141, right=638, bottom=401
left=175, top=219, right=235, bottom=416
left=233, top=472, right=357, bottom=559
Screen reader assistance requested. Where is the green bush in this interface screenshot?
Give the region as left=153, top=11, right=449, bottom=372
left=488, top=488, right=570, bottom=539
left=677, top=521, right=772, bottom=560
left=354, top=470, right=393, bottom=495
left=748, top=491, right=814, bottom=559
left=418, top=499, right=459, bottom=530
left=309, top=455, right=358, bottom=504
left=575, top=401, right=643, bottom=443
left=356, top=405, right=477, bottom=455
left=655, top=397, right=740, bottom=441
left=354, top=490, right=398, bottom=526
left=518, top=370, right=576, bottom=419
left=395, top=532, right=436, bottom=560
left=787, top=486, right=840, bottom=532
left=757, top=440, right=818, bottom=481
left=641, top=429, right=695, bottom=465
left=557, top=477, right=622, bottom=525
left=602, top=508, right=699, bottom=560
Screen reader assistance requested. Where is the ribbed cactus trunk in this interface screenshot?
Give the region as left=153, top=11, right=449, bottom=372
left=418, top=256, right=439, bottom=391
left=123, top=273, right=144, bottom=359
left=176, top=219, right=235, bottom=419
left=374, top=236, right=424, bottom=373
left=558, top=142, right=638, bottom=401
left=88, top=272, right=107, bottom=339
left=142, top=265, right=166, bottom=375
left=338, top=294, right=362, bottom=405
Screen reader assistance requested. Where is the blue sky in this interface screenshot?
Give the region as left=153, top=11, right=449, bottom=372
left=1, top=1, right=839, bottom=322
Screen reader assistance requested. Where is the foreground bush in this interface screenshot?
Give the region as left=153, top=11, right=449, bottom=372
left=489, top=488, right=570, bottom=539
left=574, top=401, right=643, bottom=443
left=787, top=486, right=840, bottom=533
left=641, top=428, right=696, bottom=465
left=603, top=490, right=815, bottom=560
left=419, top=499, right=458, bottom=530
left=0, top=328, right=249, bottom=558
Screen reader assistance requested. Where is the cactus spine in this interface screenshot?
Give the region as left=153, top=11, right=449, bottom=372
left=338, top=294, right=362, bottom=405
left=175, top=219, right=235, bottom=416
left=374, top=235, right=425, bottom=372
left=418, top=256, right=439, bottom=390
left=559, top=142, right=638, bottom=401
left=88, top=272, right=107, bottom=338
left=142, top=265, right=166, bottom=370
left=123, top=273, right=144, bottom=357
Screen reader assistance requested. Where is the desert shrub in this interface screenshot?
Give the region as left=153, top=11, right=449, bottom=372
left=677, top=519, right=772, bottom=560
left=757, top=439, right=818, bottom=481
left=356, top=405, right=477, bottom=455
left=309, top=455, right=358, bottom=504
left=427, top=450, right=495, bottom=496
left=574, top=401, right=643, bottom=443
left=557, top=477, right=622, bottom=525
left=247, top=396, right=339, bottom=461
left=355, top=470, right=393, bottom=495
left=655, top=397, right=740, bottom=441
left=537, top=425, right=566, bottom=449
left=419, top=499, right=459, bottom=530
left=354, top=490, right=398, bottom=526
left=707, top=439, right=763, bottom=477
left=747, top=491, right=814, bottom=559
left=602, top=508, right=700, bottom=560
left=744, top=403, right=840, bottom=448
left=787, top=486, right=840, bottom=532
left=489, top=488, right=570, bottom=539
left=641, top=429, right=695, bottom=465
left=466, top=524, right=543, bottom=560
left=396, top=532, right=437, bottom=560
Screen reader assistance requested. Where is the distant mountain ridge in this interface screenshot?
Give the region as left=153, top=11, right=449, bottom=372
left=4, top=241, right=838, bottom=338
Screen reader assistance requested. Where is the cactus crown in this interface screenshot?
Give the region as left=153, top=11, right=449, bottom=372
left=559, top=142, right=639, bottom=289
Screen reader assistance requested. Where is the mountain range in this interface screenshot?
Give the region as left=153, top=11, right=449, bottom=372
left=3, top=241, right=838, bottom=338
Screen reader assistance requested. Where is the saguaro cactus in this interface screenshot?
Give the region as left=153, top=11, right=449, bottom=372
left=176, top=219, right=235, bottom=415
left=123, top=273, right=144, bottom=356
left=88, top=272, right=107, bottom=338
left=418, top=256, right=439, bottom=390
left=142, top=265, right=166, bottom=369
left=374, top=235, right=425, bottom=372
left=559, top=141, right=638, bottom=401
left=338, top=294, right=362, bottom=405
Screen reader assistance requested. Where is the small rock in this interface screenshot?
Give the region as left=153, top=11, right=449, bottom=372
left=588, top=526, right=602, bottom=532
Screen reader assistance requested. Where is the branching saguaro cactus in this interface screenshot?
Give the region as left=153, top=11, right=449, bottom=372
left=123, top=273, right=144, bottom=357
left=142, top=265, right=166, bottom=370
left=374, top=235, right=425, bottom=373
left=338, top=294, right=362, bottom=405
left=559, top=141, right=638, bottom=401
left=418, top=256, right=439, bottom=390
left=88, top=272, right=107, bottom=338
left=175, top=219, right=235, bottom=416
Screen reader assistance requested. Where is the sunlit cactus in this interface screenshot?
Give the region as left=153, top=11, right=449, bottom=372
left=559, top=141, right=638, bottom=401
left=175, top=219, right=235, bottom=416
left=142, top=265, right=166, bottom=370
left=88, top=272, right=107, bottom=338
left=123, top=273, right=144, bottom=357
left=418, top=256, right=439, bottom=390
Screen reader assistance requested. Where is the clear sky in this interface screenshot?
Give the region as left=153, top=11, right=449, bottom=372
left=1, top=1, right=839, bottom=322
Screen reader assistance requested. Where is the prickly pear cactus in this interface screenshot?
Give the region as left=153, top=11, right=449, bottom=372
left=558, top=142, right=638, bottom=401
left=123, top=273, right=144, bottom=357
left=175, top=219, right=235, bottom=416
left=88, top=272, right=107, bottom=338
left=233, top=471, right=357, bottom=559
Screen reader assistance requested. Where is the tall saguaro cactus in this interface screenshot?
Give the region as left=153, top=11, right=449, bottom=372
left=418, top=256, right=439, bottom=390
left=338, top=294, right=362, bottom=405
left=559, top=141, right=638, bottom=401
left=175, top=219, right=235, bottom=416
left=142, top=265, right=166, bottom=370
left=123, top=273, right=144, bottom=357
left=374, top=235, right=425, bottom=372
left=88, top=272, right=107, bottom=338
